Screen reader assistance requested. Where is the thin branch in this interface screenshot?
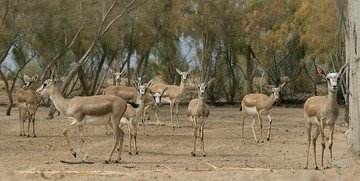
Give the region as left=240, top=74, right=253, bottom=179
left=0, top=0, right=9, bottom=26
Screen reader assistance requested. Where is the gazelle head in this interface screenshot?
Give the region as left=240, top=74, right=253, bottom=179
left=317, top=63, right=348, bottom=92
left=36, top=79, right=57, bottom=98
left=136, top=79, right=153, bottom=98
left=193, top=78, right=214, bottom=98
left=270, top=82, right=286, bottom=101
left=23, top=74, right=38, bottom=89
left=150, top=87, right=168, bottom=107
left=110, top=68, right=126, bottom=85
left=176, top=68, right=192, bottom=82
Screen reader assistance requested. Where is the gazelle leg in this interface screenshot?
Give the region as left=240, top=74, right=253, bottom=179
left=31, top=113, right=36, bottom=137
left=175, top=101, right=180, bottom=127
left=200, top=119, right=206, bottom=157
left=257, top=111, right=263, bottom=142
left=106, top=124, right=120, bottom=164
left=251, top=116, right=258, bottom=142
left=329, top=124, right=335, bottom=161
left=266, top=112, right=272, bottom=141
left=63, top=119, right=78, bottom=158
left=305, top=119, right=312, bottom=169
left=78, top=124, right=89, bottom=161
left=191, top=117, right=198, bottom=156
left=241, top=107, right=246, bottom=144
left=19, top=106, right=23, bottom=136
left=26, top=105, right=31, bottom=137
left=170, top=101, right=174, bottom=126
left=319, top=119, right=326, bottom=169
left=128, top=121, right=132, bottom=155
left=312, top=128, right=320, bottom=170
left=153, top=105, right=162, bottom=125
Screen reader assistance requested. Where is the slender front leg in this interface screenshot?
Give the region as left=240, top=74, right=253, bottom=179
left=63, top=119, right=78, bottom=158
left=78, top=124, right=88, bottom=161
left=250, top=116, right=258, bottom=142
left=170, top=101, right=174, bottom=126
left=257, top=112, right=263, bottom=142
left=200, top=119, right=206, bottom=157
left=153, top=105, right=162, bottom=125
left=305, top=120, right=312, bottom=169
left=312, top=128, right=320, bottom=169
left=329, top=124, right=335, bottom=160
left=117, top=127, right=125, bottom=162
left=319, top=119, right=326, bottom=169
left=19, top=107, right=23, bottom=136
left=175, top=101, right=180, bottom=126
left=266, top=113, right=272, bottom=141
left=128, top=121, right=132, bottom=155
left=191, top=117, right=198, bottom=156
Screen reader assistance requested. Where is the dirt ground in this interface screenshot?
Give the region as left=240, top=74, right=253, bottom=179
left=0, top=105, right=360, bottom=180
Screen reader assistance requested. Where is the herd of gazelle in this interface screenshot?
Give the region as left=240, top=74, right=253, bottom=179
left=13, top=63, right=348, bottom=168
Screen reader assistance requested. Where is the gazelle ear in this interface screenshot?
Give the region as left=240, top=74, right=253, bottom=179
left=278, top=82, right=286, bottom=89
left=109, top=68, right=115, bottom=75
left=33, top=75, right=39, bottom=82
left=147, top=79, right=154, bottom=87
left=338, top=63, right=348, bottom=77
left=24, top=74, right=30, bottom=82
left=187, top=68, right=193, bottom=74
left=207, top=78, right=215, bottom=86
left=317, top=66, right=327, bottom=78
left=176, top=68, right=182, bottom=75
left=120, top=69, right=127, bottom=75
left=161, top=87, right=168, bottom=95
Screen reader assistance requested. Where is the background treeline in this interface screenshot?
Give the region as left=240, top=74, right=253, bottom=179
left=0, top=0, right=347, bottom=105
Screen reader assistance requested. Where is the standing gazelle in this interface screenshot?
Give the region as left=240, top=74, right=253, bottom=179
left=150, top=68, right=192, bottom=126
left=187, top=78, right=214, bottom=157
left=241, top=82, right=286, bottom=143
left=304, top=63, right=348, bottom=170
left=36, top=78, right=133, bottom=163
left=15, top=74, right=39, bottom=137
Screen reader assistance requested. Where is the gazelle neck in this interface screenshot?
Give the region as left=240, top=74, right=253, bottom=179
left=135, top=95, right=146, bottom=115
left=324, top=89, right=338, bottom=111
left=49, top=85, right=69, bottom=115
left=264, top=94, right=276, bottom=110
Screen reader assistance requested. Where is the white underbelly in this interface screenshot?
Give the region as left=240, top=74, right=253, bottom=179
left=82, top=114, right=111, bottom=125
left=244, top=106, right=259, bottom=116
left=18, top=103, right=27, bottom=109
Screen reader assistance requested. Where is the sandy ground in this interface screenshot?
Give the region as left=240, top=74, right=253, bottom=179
left=0, top=105, right=360, bottom=180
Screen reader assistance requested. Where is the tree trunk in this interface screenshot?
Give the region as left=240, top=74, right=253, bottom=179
left=246, top=45, right=254, bottom=93
left=347, top=0, right=360, bottom=154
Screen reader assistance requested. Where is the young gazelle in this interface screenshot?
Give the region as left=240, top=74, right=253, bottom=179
left=120, top=80, right=153, bottom=155
left=187, top=78, right=214, bottom=157
left=142, top=87, right=168, bottom=125
left=241, top=82, right=286, bottom=143
left=36, top=78, right=133, bottom=163
left=304, top=63, right=348, bottom=170
left=149, top=68, right=192, bottom=126
left=15, top=75, right=39, bottom=137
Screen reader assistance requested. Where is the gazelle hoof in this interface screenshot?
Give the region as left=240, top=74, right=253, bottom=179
left=135, top=151, right=139, bottom=155
left=27, top=135, right=30, bottom=137
left=315, top=166, right=319, bottom=170
left=129, top=152, right=132, bottom=155
left=203, top=154, right=206, bottom=157
left=266, top=138, right=270, bottom=141
left=33, top=135, right=36, bottom=138
left=19, top=134, right=22, bottom=136
left=191, top=152, right=196, bottom=157
left=115, top=160, right=120, bottom=164
left=103, top=160, right=110, bottom=164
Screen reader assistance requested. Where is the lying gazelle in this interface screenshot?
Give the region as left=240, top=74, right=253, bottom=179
left=187, top=78, right=214, bottom=157
left=241, top=82, right=286, bottom=143
left=36, top=78, right=136, bottom=163
left=304, top=63, right=348, bottom=170
left=149, top=68, right=192, bottom=126
left=15, top=74, right=39, bottom=137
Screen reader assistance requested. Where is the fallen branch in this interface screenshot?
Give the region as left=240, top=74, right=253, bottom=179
left=60, top=160, right=95, bottom=164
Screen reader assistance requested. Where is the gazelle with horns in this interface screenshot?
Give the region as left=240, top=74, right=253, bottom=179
left=241, top=82, right=286, bottom=143
left=187, top=78, right=214, bottom=157
left=36, top=78, right=135, bottom=163
left=15, top=75, right=39, bottom=137
left=149, top=68, right=192, bottom=126
left=304, top=63, right=348, bottom=170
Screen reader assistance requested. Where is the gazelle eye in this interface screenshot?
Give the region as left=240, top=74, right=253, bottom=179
left=43, top=83, right=47, bottom=87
